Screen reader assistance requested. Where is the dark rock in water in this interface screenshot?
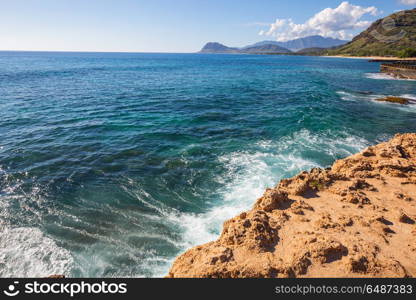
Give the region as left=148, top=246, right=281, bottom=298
left=375, top=96, right=410, bottom=105
left=356, top=91, right=372, bottom=95
left=46, top=275, right=66, bottom=278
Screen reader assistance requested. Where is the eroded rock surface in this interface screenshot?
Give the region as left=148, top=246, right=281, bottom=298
left=168, top=134, right=416, bottom=278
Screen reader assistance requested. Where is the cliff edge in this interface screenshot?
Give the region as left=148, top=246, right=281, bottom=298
left=168, top=133, right=416, bottom=278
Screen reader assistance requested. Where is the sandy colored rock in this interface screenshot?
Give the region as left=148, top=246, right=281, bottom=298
left=168, top=133, right=416, bottom=278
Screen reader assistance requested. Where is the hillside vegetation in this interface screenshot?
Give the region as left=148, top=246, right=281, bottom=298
left=328, top=9, right=416, bottom=57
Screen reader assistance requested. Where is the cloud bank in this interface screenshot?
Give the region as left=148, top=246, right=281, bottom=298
left=259, top=1, right=379, bottom=41
left=400, top=0, right=416, bottom=5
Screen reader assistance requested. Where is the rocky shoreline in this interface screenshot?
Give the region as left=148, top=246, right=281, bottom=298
left=168, top=134, right=416, bottom=278
left=381, top=63, right=416, bottom=80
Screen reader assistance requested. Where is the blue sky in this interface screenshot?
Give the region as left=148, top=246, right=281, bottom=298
left=0, top=0, right=414, bottom=52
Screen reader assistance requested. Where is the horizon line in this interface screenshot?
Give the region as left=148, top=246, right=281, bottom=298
left=0, top=49, right=198, bottom=54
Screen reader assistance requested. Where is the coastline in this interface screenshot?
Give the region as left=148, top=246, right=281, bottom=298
left=380, top=63, right=416, bottom=80
left=322, top=55, right=416, bottom=61
left=3, top=51, right=416, bottom=278
left=168, top=134, right=416, bottom=278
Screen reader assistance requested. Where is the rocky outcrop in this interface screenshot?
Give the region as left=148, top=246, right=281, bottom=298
left=380, top=64, right=416, bottom=80
left=168, top=134, right=416, bottom=278
left=376, top=96, right=411, bottom=105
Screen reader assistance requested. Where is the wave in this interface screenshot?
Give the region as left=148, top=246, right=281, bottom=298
left=0, top=227, right=73, bottom=277
left=365, top=73, right=416, bottom=81
left=337, top=91, right=368, bottom=102
left=337, top=91, right=416, bottom=112
left=401, top=94, right=416, bottom=100
left=0, top=166, right=74, bottom=277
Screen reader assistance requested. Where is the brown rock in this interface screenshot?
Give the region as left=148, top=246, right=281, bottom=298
left=399, top=212, right=415, bottom=224
left=375, top=97, right=410, bottom=105
left=168, top=133, right=416, bottom=278
left=253, top=190, right=289, bottom=212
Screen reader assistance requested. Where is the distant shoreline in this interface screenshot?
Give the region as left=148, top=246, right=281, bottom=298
left=322, top=55, right=416, bottom=61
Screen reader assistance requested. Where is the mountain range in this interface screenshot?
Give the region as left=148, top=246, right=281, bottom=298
left=199, top=35, right=348, bottom=54
left=199, top=42, right=291, bottom=54
left=243, top=35, right=349, bottom=52
left=200, top=8, right=416, bottom=57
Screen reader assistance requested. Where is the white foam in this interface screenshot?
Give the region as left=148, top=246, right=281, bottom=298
left=0, top=168, right=75, bottom=277
left=337, top=91, right=364, bottom=102
left=365, top=73, right=416, bottom=81
left=169, top=150, right=308, bottom=247
left=401, top=94, right=416, bottom=100
left=0, top=227, right=73, bottom=277
left=337, top=91, right=416, bottom=111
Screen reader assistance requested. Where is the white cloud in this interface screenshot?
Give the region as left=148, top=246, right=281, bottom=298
left=400, top=0, right=416, bottom=5
left=259, top=1, right=379, bottom=41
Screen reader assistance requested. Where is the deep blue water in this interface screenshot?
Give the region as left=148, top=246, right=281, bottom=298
left=0, top=52, right=415, bottom=277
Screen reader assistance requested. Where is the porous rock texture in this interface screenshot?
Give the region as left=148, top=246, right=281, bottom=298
left=168, top=134, right=416, bottom=278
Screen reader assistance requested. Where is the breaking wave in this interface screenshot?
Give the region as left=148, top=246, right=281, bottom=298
left=365, top=73, right=416, bottom=81
left=160, top=129, right=370, bottom=276
left=0, top=227, right=73, bottom=277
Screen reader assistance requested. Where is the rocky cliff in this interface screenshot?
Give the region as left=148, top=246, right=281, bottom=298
left=168, top=133, right=416, bottom=278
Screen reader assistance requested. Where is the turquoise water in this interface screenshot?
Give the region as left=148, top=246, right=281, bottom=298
left=0, top=52, right=415, bottom=277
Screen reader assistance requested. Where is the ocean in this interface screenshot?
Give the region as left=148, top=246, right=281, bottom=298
left=0, top=51, right=415, bottom=277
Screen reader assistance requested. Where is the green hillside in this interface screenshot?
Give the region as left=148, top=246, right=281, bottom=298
left=327, top=8, right=416, bottom=57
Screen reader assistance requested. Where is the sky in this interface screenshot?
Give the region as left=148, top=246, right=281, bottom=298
left=0, top=0, right=415, bottom=53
